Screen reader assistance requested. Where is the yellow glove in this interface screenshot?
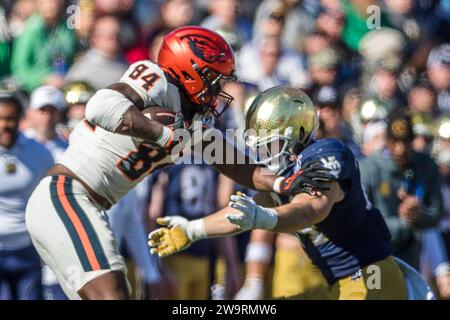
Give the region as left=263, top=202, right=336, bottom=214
left=148, top=216, right=205, bottom=257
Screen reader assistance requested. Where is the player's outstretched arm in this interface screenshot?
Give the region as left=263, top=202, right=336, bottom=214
left=148, top=204, right=251, bottom=257
left=148, top=181, right=343, bottom=257
left=207, top=134, right=334, bottom=195
left=227, top=181, right=345, bottom=234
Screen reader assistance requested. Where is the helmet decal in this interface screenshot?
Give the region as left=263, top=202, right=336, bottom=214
left=181, top=34, right=227, bottom=64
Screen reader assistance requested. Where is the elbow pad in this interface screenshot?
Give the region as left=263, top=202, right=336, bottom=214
left=85, top=89, right=132, bottom=132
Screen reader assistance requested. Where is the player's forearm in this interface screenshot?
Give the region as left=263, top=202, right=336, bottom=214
left=212, top=163, right=278, bottom=192
left=208, top=137, right=278, bottom=192
left=271, top=202, right=322, bottom=233
left=85, top=88, right=172, bottom=146
left=116, top=106, right=169, bottom=143
left=199, top=206, right=243, bottom=238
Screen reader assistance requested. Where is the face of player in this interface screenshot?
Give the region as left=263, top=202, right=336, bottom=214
left=0, top=102, right=20, bottom=149
left=387, top=138, right=411, bottom=168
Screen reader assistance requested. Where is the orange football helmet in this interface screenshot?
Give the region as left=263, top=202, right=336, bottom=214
left=158, top=26, right=236, bottom=117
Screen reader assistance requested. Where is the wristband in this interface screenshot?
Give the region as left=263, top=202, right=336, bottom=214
left=155, top=126, right=174, bottom=148
left=185, top=219, right=207, bottom=242
left=272, top=177, right=284, bottom=194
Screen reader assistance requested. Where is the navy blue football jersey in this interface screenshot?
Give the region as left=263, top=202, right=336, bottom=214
left=288, top=138, right=393, bottom=284
left=160, top=164, right=219, bottom=257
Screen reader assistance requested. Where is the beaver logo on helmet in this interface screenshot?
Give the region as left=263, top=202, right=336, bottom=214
left=181, top=34, right=227, bottom=64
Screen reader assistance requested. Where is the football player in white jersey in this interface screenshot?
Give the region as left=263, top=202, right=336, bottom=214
left=25, top=26, right=320, bottom=300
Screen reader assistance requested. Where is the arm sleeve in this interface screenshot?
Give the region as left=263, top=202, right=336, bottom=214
left=359, top=157, right=415, bottom=247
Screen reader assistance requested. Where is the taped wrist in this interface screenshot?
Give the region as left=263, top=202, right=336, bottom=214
left=185, top=219, right=206, bottom=242
left=155, top=126, right=174, bottom=148
left=272, top=177, right=284, bottom=194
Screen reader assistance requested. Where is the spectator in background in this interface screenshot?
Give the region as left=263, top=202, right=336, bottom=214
left=147, top=28, right=169, bottom=63
left=427, top=44, right=450, bottom=115
left=251, top=0, right=287, bottom=45
left=0, top=8, right=11, bottom=79
left=280, top=0, right=315, bottom=54
left=361, top=121, right=387, bottom=156
left=366, top=56, right=406, bottom=115
left=408, top=78, right=438, bottom=118
left=159, top=0, right=194, bottom=30
left=62, top=81, right=95, bottom=135
left=7, top=0, right=36, bottom=38
left=23, top=86, right=67, bottom=162
left=0, top=90, right=54, bottom=300
left=65, top=15, right=128, bottom=90
left=145, top=0, right=194, bottom=64
left=408, top=79, right=437, bottom=153
left=238, top=36, right=310, bottom=91
left=11, top=0, right=77, bottom=92
left=430, top=119, right=450, bottom=299
left=313, top=85, right=363, bottom=159
left=340, top=0, right=391, bottom=52
left=308, top=47, right=339, bottom=94
left=359, top=109, right=443, bottom=270
left=201, top=0, right=251, bottom=44
left=93, top=0, right=147, bottom=63
left=411, top=114, right=434, bottom=154
left=73, top=0, right=96, bottom=54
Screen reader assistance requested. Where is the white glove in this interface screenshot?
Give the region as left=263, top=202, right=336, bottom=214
left=234, top=277, right=265, bottom=300
left=226, top=193, right=278, bottom=231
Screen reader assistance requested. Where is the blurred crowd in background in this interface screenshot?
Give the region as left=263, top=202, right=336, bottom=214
left=0, top=0, right=450, bottom=300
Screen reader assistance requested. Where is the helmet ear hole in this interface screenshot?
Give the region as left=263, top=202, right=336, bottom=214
left=299, top=126, right=305, bottom=142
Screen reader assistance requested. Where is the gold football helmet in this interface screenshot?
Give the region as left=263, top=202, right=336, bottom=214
left=63, top=81, right=95, bottom=106
left=245, top=86, right=318, bottom=173
left=437, top=117, right=450, bottom=140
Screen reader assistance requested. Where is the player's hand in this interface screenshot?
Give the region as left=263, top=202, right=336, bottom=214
left=148, top=216, right=192, bottom=257
left=279, top=160, right=335, bottom=196
left=226, top=193, right=278, bottom=231
left=234, top=277, right=264, bottom=300
left=162, top=112, right=185, bottom=153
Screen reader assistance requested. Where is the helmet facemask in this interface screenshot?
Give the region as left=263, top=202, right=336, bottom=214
left=246, top=125, right=316, bottom=175
left=192, top=63, right=236, bottom=117
left=246, top=127, right=296, bottom=175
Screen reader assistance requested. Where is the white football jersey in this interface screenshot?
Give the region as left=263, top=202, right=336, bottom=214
left=58, top=61, right=183, bottom=205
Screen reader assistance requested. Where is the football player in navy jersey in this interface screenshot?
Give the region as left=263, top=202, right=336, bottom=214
left=149, top=86, right=409, bottom=299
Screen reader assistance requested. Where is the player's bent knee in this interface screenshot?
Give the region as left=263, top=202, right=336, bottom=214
left=78, top=271, right=130, bottom=300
